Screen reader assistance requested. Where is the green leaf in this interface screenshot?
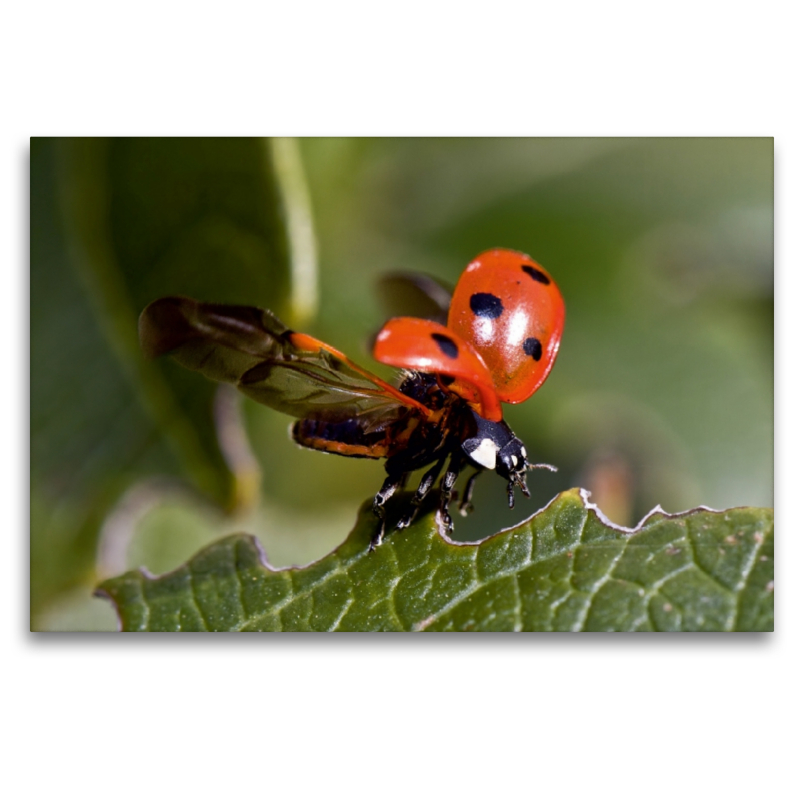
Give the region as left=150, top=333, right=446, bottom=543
left=54, top=137, right=299, bottom=507
left=96, top=489, right=774, bottom=632
left=31, top=138, right=316, bottom=621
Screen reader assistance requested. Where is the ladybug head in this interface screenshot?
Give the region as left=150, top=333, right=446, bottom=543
left=462, top=412, right=531, bottom=506
left=496, top=436, right=531, bottom=507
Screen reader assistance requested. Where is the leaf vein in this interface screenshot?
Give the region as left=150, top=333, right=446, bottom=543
left=329, top=596, right=355, bottom=631
left=684, top=528, right=738, bottom=597
left=571, top=542, right=627, bottom=631
left=413, top=543, right=576, bottom=630
left=187, top=567, right=210, bottom=632
left=512, top=573, right=523, bottom=632
left=732, top=531, right=766, bottom=631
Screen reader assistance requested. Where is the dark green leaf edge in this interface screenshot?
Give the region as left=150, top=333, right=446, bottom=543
left=54, top=139, right=235, bottom=505
left=95, top=488, right=774, bottom=632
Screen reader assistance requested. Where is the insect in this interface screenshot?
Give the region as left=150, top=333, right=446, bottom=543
left=139, top=248, right=565, bottom=549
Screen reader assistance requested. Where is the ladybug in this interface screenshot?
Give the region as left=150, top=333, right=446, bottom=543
left=139, top=248, right=565, bottom=549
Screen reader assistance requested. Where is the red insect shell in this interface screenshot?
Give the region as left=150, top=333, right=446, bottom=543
left=447, top=248, right=565, bottom=404
left=373, top=317, right=503, bottom=422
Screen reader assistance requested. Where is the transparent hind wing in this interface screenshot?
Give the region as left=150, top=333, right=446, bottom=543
left=377, top=272, right=453, bottom=325
left=139, top=296, right=430, bottom=426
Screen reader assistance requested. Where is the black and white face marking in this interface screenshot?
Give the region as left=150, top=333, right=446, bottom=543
left=461, top=410, right=531, bottom=506
left=462, top=414, right=508, bottom=471
left=464, top=436, right=500, bottom=470
left=462, top=412, right=525, bottom=475
left=497, top=437, right=528, bottom=480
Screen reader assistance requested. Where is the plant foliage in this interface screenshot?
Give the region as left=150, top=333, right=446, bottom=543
left=97, top=489, right=774, bottom=632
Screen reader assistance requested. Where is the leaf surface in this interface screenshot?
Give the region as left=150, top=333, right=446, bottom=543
left=96, top=489, right=774, bottom=632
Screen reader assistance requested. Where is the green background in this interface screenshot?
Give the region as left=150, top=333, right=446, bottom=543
left=30, top=137, right=773, bottom=631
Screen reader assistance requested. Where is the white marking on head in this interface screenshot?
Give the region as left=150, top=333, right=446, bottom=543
left=520, top=446, right=527, bottom=459
left=510, top=455, right=518, bottom=466
left=468, top=438, right=498, bottom=470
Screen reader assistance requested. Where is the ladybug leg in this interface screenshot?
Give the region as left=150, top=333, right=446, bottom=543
left=437, top=451, right=464, bottom=534
left=507, top=471, right=533, bottom=509
left=458, top=469, right=482, bottom=517
left=396, top=456, right=447, bottom=530
left=505, top=462, right=556, bottom=512
left=370, top=471, right=404, bottom=550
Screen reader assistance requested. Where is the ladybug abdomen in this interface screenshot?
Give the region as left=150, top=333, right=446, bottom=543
left=448, top=248, right=565, bottom=404
left=292, top=417, right=390, bottom=458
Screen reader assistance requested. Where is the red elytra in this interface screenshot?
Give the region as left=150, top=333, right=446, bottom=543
left=374, top=248, right=565, bottom=417
left=373, top=317, right=503, bottom=422
left=448, top=248, right=565, bottom=405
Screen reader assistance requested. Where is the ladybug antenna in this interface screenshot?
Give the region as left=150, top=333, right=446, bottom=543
left=526, top=462, right=558, bottom=473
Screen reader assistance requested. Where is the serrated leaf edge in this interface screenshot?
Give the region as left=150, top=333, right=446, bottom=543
left=94, top=487, right=773, bottom=633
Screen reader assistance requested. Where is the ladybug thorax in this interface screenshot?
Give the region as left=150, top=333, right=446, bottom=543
left=461, top=409, right=527, bottom=479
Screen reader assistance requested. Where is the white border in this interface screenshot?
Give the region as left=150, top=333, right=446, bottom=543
left=7, top=3, right=794, bottom=798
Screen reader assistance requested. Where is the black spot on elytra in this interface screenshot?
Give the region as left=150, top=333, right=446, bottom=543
left=522, top=264, right=550, bottom=285
left=523, top=337, right=543, bottom=361
left=431, top=332, right=458, bottom=359
left=470, top=292, right=504, bottom=319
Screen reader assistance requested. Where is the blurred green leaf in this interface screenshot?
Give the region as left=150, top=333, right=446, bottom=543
left=56, top=137, right=298, bottom=506
left=96, top=489, right=773, bottom=632
left=31, top=138, right=307, bottom=620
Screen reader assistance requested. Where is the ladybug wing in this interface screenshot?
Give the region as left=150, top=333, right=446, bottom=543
left=139, top=296, right=432, bottom=427
left=448, top=248, right=565, bottom=404
left=373, top=317, right=503, bottom=422
left=377, top=272, right=453, bottom=325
